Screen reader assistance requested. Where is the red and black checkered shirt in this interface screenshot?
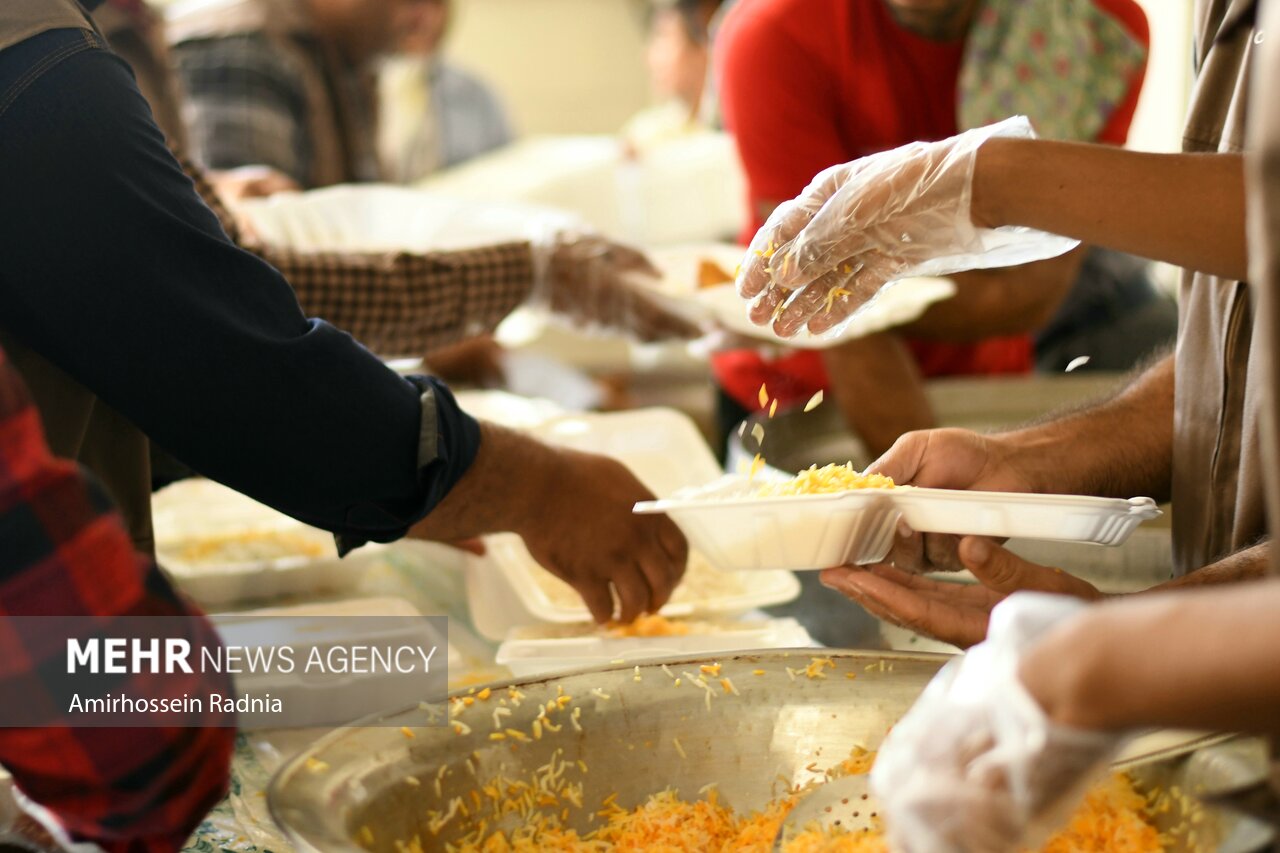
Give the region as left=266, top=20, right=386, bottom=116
left=0, top=346, right=235, bottom=852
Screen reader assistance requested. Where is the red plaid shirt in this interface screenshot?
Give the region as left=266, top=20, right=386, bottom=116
left=0, top=346, right=234, bottom=852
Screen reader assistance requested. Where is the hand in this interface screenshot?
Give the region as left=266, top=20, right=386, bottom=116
left=535, top=232, right=704, bottom=342
left=870, top=428, right=1038, bottom=573
left=514, top=446, right=688, bottom=622
left=207, top=165, right=300, bottom=204
left=871, top=592, right=1124, bottom=853
left=407, top=423, right=688, bottom=624
left=423, top=335, right=506, bottom=387
left=736, top=116, right=1077, bottom=339
left=820, top=537, right=1102, bottom=648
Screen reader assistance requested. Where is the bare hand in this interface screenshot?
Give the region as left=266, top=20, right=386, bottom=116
left=871, top=429, right=1036, bottom=572
left=515, top=447, right=688, bottom=623
left=820, top=537, right=1102, bottom=648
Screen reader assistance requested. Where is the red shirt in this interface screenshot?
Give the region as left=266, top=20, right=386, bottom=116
left=0, top=345, right=235, bottom=853
left=713, top=0, right=1148, bottom=410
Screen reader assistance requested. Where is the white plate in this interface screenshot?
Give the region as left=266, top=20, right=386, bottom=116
left=464, top=409, right=800, bottom=635
left=495, top=617, right=814, bottom=678
left=152, top=479, right=385, bottom=607
left=635, top=477, right=1161, bottom=571
left=648, top=244, right=958, bottom=349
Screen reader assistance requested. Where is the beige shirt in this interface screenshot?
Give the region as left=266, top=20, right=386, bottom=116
left=0, top=1, right=155, bottom=552
left=1172, top=0, right=1265, bottom=576
left=1245, top=0, right=1280, bottom=817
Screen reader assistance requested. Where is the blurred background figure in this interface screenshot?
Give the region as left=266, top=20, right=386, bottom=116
left=710, top=0, right=1179, bottom=462
left=378, top=0, right=514, bottom=183
left=620, top=0, right=723, bottom=156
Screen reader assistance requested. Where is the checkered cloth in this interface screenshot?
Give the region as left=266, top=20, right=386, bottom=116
left=185, top=162, right=536, bottom=358
left=0, top=346, right=235, bottom=852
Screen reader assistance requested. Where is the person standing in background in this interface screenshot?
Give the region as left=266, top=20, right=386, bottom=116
left=620, top=0, right=723, bottom=156
left=712, top=0, right=1176, bottom=460
left=378, top=0, right=513, bottom=183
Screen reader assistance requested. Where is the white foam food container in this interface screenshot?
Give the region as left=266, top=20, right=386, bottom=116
left=634, top=475, right=900, bottom=572
left=647, top=244, right=958, bottom=349
left=495, top=617, right=814, bottom=679
left=464, top=409, right=800, bottom=638
left=152, top=479, right=385, bottom=607
left=892, top=488, right=1162, bottom=545
left=635, top=476, right=1161, bottom=571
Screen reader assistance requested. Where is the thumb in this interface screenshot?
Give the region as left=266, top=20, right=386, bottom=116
left=958, top=537, right=1044, bottom=593
left=867, top=430, right=929, bottom=484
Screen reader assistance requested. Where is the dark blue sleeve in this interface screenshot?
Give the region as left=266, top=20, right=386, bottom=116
left=0, top=31, right=479, bottom=544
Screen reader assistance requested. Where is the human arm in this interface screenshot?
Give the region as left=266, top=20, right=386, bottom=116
left=0, top=43, right=471, bottom=546
left=870, top=581, right=1280, bottom=852
left=741, top=127, right=1242, bottom=337
left=874, top=351, right=1175, bottom=502
left=1024, top=578, right=1280, bottom=735
left=184, top=163, right=697, bottom=355
left=973, top=139, right=1247, bottom=282
left=0, top=44, right=688, bottom=620
left=0, top=347, right=234, bottom=853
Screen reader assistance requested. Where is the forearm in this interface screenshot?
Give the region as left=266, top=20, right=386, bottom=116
left=902, top=248, right=1084, bottom=340
left=974, top=139, right=1247, bottom=281
left=257, top=242, right=535, bottom=356
left=0, top=45, right=478, bottom=544
left=994, top=353, right=1174, bottom=499
left=181, top=157, right=536, bottom=356
left=1156, top=540, right=1271, bottom=589
left=1024, top=578, right=1280, bottom=735
left=408, top=422, right=552, bottom=542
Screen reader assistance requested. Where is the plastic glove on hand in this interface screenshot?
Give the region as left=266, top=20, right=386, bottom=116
left=736, top=116, right=1079, bottom=340
left=533, top=231, right=703, bottom=342
left=871, top=592, right=1126, bottom=853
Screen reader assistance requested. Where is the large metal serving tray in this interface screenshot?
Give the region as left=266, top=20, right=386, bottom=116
left=268, top=650, right=1267, bottom=853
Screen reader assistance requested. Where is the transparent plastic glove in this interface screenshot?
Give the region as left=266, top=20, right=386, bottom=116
left=737, top=116, right=1080, bottom=339
left=528, top=229, right=704, bottom=342
left=871, top=592, right=1128, bottom=853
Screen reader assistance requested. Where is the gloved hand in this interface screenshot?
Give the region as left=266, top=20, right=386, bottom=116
left=737, top=116, right=1079, bottom=339
left=871, top=592, right=1128, bottom=853
left=529, top=230, right=704, bottom=342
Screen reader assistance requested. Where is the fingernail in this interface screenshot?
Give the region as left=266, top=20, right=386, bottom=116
left=896, top=518, right=914, bottom=538
left=961, top=537, right=990, bottom=566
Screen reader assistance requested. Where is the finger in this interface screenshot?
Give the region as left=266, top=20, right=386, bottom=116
left=637, top=551, right=675, bottom=613
left=575, top=579, right=616, bottom=624
left=959, top=537, right=1101, bottom=599
left=868, top=432, right=931, bottom=482
left=656, top=522, right=689, bottom=585
left=737, top=199, right=813, bottom=299
left=826, top=568, right=988, bottom=648
left=611, top=565, right=652, bottom=624
left=771, top=268, right=854, bottom=338
left=804, top=256, right=899, bottom=336
left=746, top=280, right=789, bottom=326
left=865, top=563, right=1002, bottom=607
